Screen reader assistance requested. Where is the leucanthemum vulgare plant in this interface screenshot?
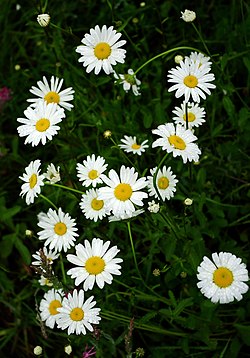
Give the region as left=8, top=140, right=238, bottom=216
left=4, top=1, right=248, bottom=357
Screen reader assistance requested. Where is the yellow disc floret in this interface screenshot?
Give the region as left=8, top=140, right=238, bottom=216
left=88, top=169, right=98, bottom=180
left=158, top=177, right=169, bottom=189
left=213, top=267, right=234, bottom=288
left=36, top=118, right=50, bottom=132
left=29, top=173, right=37, bottom=189
left=94, top=42, right=111, bottom=60
left=85, top=256, right=105, bottom=275
left=49, top=299, right=62, bottom=315
left=168, top=135, right=186, bottom=150
left=114, top=183, right=133, bottom=201
left=91, top=198, right=104, bottom=211
left=44, top=91, right=60, bottom=104
left=54, top=222, right=67, bottom=235
left=183, top=75, right=198, bottom=88
left=70, top=307, right=84, bottom=321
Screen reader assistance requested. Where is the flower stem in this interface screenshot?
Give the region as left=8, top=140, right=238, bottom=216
left=60, top=253, right=67, bottom=285
left=45, top=182, right=85, bottom=195
left=134, top=46, right=202, bottom=75
left=191, top=23, right=211, bottom=56
left=39, top=194, right=58, bottom=210
left=127, top=221, right=140, bottom=274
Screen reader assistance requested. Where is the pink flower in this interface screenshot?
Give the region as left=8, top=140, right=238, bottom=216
left=82, top=345, right=96, bottom=358
left=0, top=87, right=12, bottom=102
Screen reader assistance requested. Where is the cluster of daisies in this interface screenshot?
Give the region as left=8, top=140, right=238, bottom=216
left=16, top=21, right=249, bottom=344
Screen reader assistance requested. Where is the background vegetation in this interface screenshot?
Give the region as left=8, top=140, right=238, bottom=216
left=0, top=0, right=250, bottom=357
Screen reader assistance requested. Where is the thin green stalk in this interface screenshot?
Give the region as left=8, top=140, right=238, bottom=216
left=110, top=137, right=140, bottom=173
left=191, top=23, right=211, bottom=56
left=134, top=46, right=201, bottom=75
left=39, top=194, right=58, bottom=210
left=45, top=182, right=85, bottom=195
left=127, top=221, right=140, bottom=274
left=60, top=254, right=67, bottom=285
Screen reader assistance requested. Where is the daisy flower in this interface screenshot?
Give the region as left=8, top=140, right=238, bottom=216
left=98, top=165, right=148, bottom=216
left=76, top=154, right=108, bottom=187
left=37, top=207, right=79, bottom=253
left=39, top=288, right=64, bottom=329
left=32, top=246, right=59, bottom=266
left=17, top=100, right=65, bottom=146
left=19, top=159, right=45, bottom=205
left=43, top=163, right=61, bottom=183
left=76, top=25, right=126, bottom=75
left=108, top=209, right=144, bottom=222
left=197, top=252, right=249, bottom=304
left=167, top=58, right=216, bottom=103
left=67, top=238, right=123, bottom=290
left=172, top=102, right=206, bottom=128
left=57, top=289, right=101, bottom=335
left=152, top=123, right=201, bottom=163
left=27, top=76, right=74, bottom=111
left=147, top=166, right=178, bottom=201
left=118, top=135, right=149, bottom=155
left=188, top=51, right=212, bottom=68
left=79, top=188, right=110, bottom=222
left=114, top=69, right=141, bottom=96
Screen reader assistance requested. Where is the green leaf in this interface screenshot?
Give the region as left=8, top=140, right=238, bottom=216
left=234, top=324, right=250, bottom=346
left=14, top=238, right=31, bottom=265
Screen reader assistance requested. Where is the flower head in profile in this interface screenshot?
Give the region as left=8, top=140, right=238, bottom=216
left=108, top=209, right=144, bottom=222
left=17, top=101, right=65, bottom=146
left=181, top=9, right=196, bottom=22
left=79, top=188, right=110, bottom=222
left=76, top=25, right=126, bottom=75
left=76, top=154, right=108, bottom=187
left=43, top=163, right=61, bottom=183
left=67, top=238, right=123, bottom=291
left=39, top=288, right=64, bottom=328
left=37, top=208, right=79, bottom=253
left=32, top=246, right=59, bottom=266
left=167, top=58, right=216, bottom=103
left=57, top=289, right=101, bottom=335
left=19, top=159, right=45, bottom=205
left=188, top=51, right=212, bottom=68
left=197, top=252, right=249, bottom=304
left=147, top=166, right=178, bottom=201
left=98, top=165, right=148, bottom=216
left=172, top=102, right=206, bottom=129
left=27, top=76, right=74, bottom=111
left=152, top=123, right=201, bottom=163
left=118, top=135, right=149, bottom=155
left=114, top=69, right=141, bottom=96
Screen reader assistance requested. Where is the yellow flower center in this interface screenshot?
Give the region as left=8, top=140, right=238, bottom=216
left=183, top=112, right=196, bottom=122
left=114, top=183, right=133, bottom=201
left=44, top=91, right=60, bottom=104
left=183, top=75, right=198, bottom=88
left=70, top=307, right=84, bottom=321
left=54, top=222, right=67, bottom=236
left=29, top=173, right=37, bottom=189
left=131, top=143, right=141, bottom=150
left=85, top=256, right=105, bottom=275
left=91, top=198, right=104, bottom=211
left=88, top=169, right=98, bottom=180
left=158, top=176, right=169, bottom=189
left=168, top=135, right=186, bottom=150
left=213, top=267, right=234, bottom=288
left=49, top=299, right=62, bottom=315
left=94, top=42, right=111, bottom=60
left=35, top=118, right=50, bottom=132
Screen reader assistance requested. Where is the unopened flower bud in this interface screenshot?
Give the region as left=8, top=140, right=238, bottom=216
left=33, top=346, right=43, bottom=355
left=184, top=198, right=193, bottom=206
left=37, top=14, right=50, bottom=27
left=181, top=9, right=196, bottom=22
left=174, top=55, right=184, bottom=64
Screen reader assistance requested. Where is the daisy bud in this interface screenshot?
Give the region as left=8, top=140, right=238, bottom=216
left=148, top=200, right=160, bottom=213
left=64, top=345, right=73, bottom=355
left=181, top=9, right=196, bottom=22
left=37, top=14, right=51, bottom=27
left=103, top=130, right=112, bottom=138
left=25, top=229, right=33, bottom=237
left=33, top=346, right=43, bottom=355
left=174, top=55, right=184, bottom=64
left=184, top=198, right=193, bottom=206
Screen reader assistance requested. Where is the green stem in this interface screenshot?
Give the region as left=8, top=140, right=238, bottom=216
left=39, top=194, right=58, bottom=210
left=60, top=253, right=67, bottom=285
left=127, top=221, right=140, bottom=274
left=191, top=23, right=211, bottom=56
left=45, top=182, right=85, bottom=195
left=134, top=46, right=202, bottom=75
